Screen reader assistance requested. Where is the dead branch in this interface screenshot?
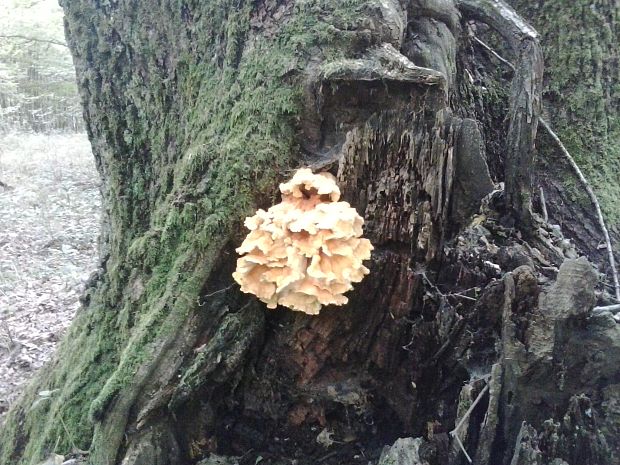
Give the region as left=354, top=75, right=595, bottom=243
left=320, top=43, right=445, bottom=87
left=1, top=321, right=15, bottom=349
left=592, top=304, right=620, bottom=315
left=0, top=34, right=68, bottom=48
left=539, top=187, right=548, bottom=223
left=197, top=284, right=235, bottom=306
left=471, top=35, right=515, bottom=71
left=453, top=432, right=473, bottom=464
left=452, top=382, right=490, bottom=433
left=421, top=273, right=478, bottom=302
left=458, top=0, right=538, bottom=51
left=449, top=379, right=491, bottom=464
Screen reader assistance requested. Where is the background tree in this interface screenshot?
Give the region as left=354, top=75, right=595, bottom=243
left=0, top=0, right=82, bottom=133
left=1, top=1, right=619, bottom=465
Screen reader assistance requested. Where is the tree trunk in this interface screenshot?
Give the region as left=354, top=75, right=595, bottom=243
left=1, top=1, right=619, bottom=465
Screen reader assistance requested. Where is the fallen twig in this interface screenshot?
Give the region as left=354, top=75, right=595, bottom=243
left=453, top=432, right=473, bottom=463
left=421, top=272, right=445, bottom=298
left=421, top=273, right=478, bottom=302
left=472, top=35, right=515, bottom=71
left=0, top=34, right=68, bottom=48
left=592, top=304, right=620, bottom=315
left=450, top=293, right=477, bottom=302
left=539, top=117, right=620, bottom=302
left=539, top=187, right=549, bottom=224
left=429, top=317, right=467, bottom=363
left=452, top=382, right=490, bottom=434
left=449, top=378, right=490, bottom=464
left=59, top=414, right=81, bottom=454
left=1, top=321, right=15, bottom=349
left=197, top=284, right=235, bottom=306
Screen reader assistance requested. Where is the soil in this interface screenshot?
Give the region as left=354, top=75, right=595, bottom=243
left=0, top=132, right=100, bottom=422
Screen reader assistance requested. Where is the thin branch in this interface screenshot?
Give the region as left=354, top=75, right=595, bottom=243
left=472, top=35, right=515, bottom=71
left=539, top=187, right=549, bottom=223
left=59, top=414, right=78, bottom=452
left=449, top=380, right=490, bottom=464
left=453, top=432, right=473, bottom=463
left=452, top=383, right=490, bottom=433
left=450, top=293, right=477, bottom=302
left=592, top=304, right=620, bottom=315
left=2, top=321, right=15, bottom=349
left=0, top=34, right=68, bottom=48
left=471, top=34, right=620, bottom=302
left=197, top=284, right=235, bottom=306
left=422, top=273, right=478, bottom=302
left=421, top=272, right=445, bottom=298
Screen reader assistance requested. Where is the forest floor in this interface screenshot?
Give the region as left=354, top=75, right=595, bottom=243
left=0, top=133, right=100, bottom=422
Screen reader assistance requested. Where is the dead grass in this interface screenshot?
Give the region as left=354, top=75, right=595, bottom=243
left=0, top=132, right=100, bottom=420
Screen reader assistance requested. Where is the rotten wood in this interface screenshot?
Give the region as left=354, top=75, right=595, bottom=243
left=471, top=30, right=620, bottom=302
left=458, top=0, right=544, bottom=225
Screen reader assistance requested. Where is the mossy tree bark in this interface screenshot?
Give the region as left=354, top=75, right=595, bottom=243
left=1, top=1, right=619, bottom=465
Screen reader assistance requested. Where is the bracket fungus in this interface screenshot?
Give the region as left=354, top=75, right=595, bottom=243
left=232, top=168, right=373, bottom=315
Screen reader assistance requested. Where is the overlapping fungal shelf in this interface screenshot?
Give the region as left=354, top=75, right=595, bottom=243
left=233, top=168, right=373, bottom=315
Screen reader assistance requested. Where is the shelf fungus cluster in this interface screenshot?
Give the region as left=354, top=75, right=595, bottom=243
left=232, top=168, right=373, bottom=315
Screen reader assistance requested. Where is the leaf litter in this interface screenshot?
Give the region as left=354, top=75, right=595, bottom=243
left=0, top=132, right=100, bottom=423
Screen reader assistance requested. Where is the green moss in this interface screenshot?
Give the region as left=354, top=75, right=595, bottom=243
left=0, top=295, right=122, bottom=462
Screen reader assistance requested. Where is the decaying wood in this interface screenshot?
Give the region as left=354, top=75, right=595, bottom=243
left=592, top=304, right=620, bottom=315
left=450, top=380, right=490, bottom=463
left=2, top=1, right=619, bottom=465
left=471, top=31, right=620, bottom=302
left=320, top=43, right=446, bottom=87
left=459, top=0, right=544, bottom=225
left=539, top=187, right=548, bottom=223
left=0, top=34, right=68, bottom=48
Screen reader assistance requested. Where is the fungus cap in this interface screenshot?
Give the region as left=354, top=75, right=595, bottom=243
left=232, top=168, right=373, bottom=315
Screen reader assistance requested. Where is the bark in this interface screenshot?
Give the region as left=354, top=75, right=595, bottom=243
left=0, top=1, right=619, bottom=465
